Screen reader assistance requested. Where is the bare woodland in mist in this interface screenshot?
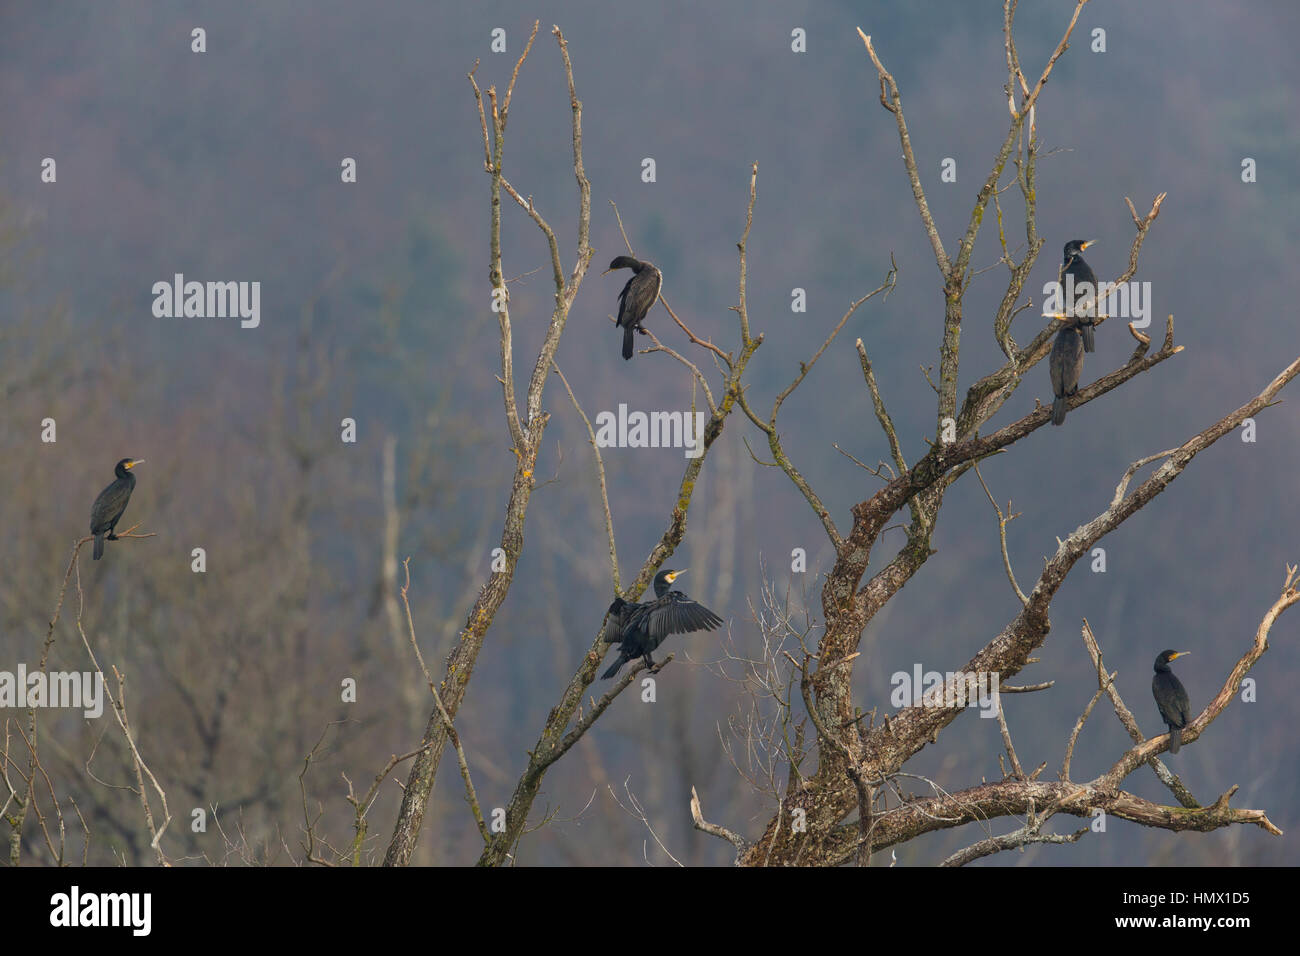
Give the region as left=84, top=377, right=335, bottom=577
left=4, top=2, right=1298, bottom=867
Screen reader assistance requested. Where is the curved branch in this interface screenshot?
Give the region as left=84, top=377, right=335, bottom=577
left=739, top=354, right=1300, bottom=865
left=1102, top=564, right=1300, bottom=782
left=690, top=786, right=751, bottom=860
left=861, top=354, right=1300, bottom=774
left=825, top=778, right=1276, bottom=866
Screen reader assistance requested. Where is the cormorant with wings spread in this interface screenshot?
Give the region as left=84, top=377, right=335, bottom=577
left=600, top=569, right=722, bottom=678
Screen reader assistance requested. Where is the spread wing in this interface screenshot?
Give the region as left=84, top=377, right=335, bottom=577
left=602, top=587, right=722, bottom=668
left=636, top=591, right=723, bottom=642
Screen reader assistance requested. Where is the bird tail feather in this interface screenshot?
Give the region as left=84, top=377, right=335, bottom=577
left=93, top=533, right=104, bottom=560
left=622, top=323, right=635, bottom=360
left=1080, top=324, right=1095, bottom=353
left=601, top=656, right=625, bottom=680
left=1168, top=726, right=1181, bottom=754
left=1051, top=396, right=1067, bottom=426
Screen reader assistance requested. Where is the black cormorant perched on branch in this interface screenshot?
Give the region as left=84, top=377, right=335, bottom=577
left=600, top=569, right=722, bottom=678
left=1049, top=327, right=1084, bottom=426
left=602, top=255, right=662, bottom=360
left=1152, top=649, right=1192, bottom=754
left=90, top=458, right=143, bottom=560
left=1061, top=239, right=1099, bottom=352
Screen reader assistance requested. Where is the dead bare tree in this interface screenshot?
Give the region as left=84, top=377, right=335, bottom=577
left=369, top=5, right=1299, bottom=867
left=382, top=23, right=597, bottom=865
left=7, top=531, right=164, bottom=866
left=380, top=21, right=770, bottom=866
left=676, top=1, right=1298, bottom=866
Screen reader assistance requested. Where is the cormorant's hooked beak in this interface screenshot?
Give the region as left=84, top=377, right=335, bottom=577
left=1169, top=650, right=1190, bottom=660
left=1081, top=240, right=1097, bottom=250
left=126, top=459, right=145, bottom=469
left=600, top=266, right=616, bottom=276
left=667, top=569, right=687, bottom=583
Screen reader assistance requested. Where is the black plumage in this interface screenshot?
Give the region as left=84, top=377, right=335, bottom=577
left=602, top=255, right=662, bottom=360
left=89, top=458, right=143, bottom=560
left=1152, top=649, right=1192, bottom=754
left=600, top=569, right=722, bottom=678
left=1060, top=239, right=1099, bottom=352
left=1049, top=327, right=1084, bottom=426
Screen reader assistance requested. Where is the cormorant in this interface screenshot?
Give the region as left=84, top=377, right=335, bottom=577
left=1152, top=649, right=1192, bottom=754
left=1049, top=326, right=1084, bottom=426
left=600, top=569, right=722, bottom=678
left=1060, top=239, right=1099, bottom=352
left=89, top=458, right=143, bottom=560
left=602, top=256, right=662, bottom=361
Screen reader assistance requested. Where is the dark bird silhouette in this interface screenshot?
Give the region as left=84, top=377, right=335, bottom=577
left=1049, top=326, right=1084, bottom=426
left=1152, top=649, right=1192, bottom=754
left=1060, top=239, right=1099, bottom=352
left=602, top=255, right=662, bottom=360
left=600, top=569, right=722, bottom=678
left=89, top=458, right=143, bottom=560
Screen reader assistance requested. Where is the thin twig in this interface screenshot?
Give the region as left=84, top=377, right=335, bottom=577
left=552, top=362, right=620, bottom=590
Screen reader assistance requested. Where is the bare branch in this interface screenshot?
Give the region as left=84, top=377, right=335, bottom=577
left=742, top=353, right=1299, bottom=865
left=1078, top=619, right=1197, bottom=806
left=942, top=805, right=1087, bottom=867
left=995, top=697, right=1025, bottom=780
left=1101, top=564, right=1300, bottom=784
left=552, top=362, right=620, bottom=590
left=858, top=31, right=950, bottom=279
left=690, top=785, right=750, bottom=860
left=399, top=560, right=489, bottom=844
left=856, top=334, right=907, bottom=477
left=387, top=24, right=594, bottom=866
left=973, top=462, right=1028, bottom=605
left=74, top=558, right=171, bottom=864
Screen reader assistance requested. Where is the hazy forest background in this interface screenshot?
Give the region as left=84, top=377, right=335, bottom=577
left=1, top=1, right=1297, bottom=865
